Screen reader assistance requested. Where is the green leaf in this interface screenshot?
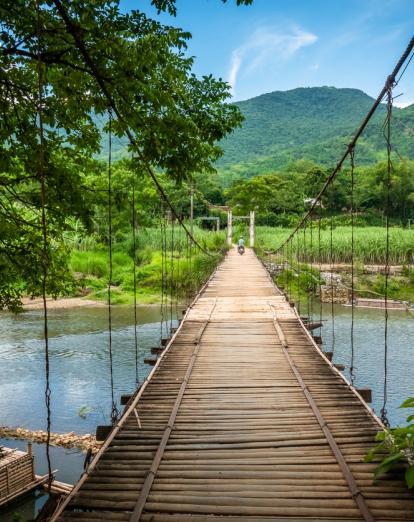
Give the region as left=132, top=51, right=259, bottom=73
left=405, top=466, right=414, bottom=488
left=374, top=453, right=404, bottom=480
left=400, top=398, right=414, bottom=409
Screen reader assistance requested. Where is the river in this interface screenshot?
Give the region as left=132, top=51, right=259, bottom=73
left=0, top=303, right=413, bottom=520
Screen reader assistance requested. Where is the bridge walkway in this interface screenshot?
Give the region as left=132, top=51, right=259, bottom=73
left=52, top=248, right=414, bottom=521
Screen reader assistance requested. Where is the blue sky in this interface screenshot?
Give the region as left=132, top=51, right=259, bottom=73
left=121, top=0, right=414, bottom=106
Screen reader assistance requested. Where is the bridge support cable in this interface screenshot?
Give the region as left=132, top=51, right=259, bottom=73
left=131, top=176, right=140, bottom=386
left=174, top=221, right=181, bottom=321
left=36, top=0, right=53, bottom=491
left=270, top=309, right=375, bottom=522
left=330, top=214, right=336, bottom=358
left=297, top=232, right=301, bottom=314
left=107, top=109, right=120, bottom=426
left=318, top=212, right=323, bottom=333
left=160, top=202, right=167, bottom=342
left=350, top=147, right=356, bottom=385
left=284, top=241, right=289, bottom=295
left=289, top=239, right=295, bottom=303
left=381, top=83, right=394, bottom=428
left=303, top=223, right=310, bottom=322
left=310, top=218, right=314, bottom=324
left=169, top=219, right=174, bottom=333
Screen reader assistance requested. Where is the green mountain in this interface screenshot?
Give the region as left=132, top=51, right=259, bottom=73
left=217, top=86, right=414, bottom=185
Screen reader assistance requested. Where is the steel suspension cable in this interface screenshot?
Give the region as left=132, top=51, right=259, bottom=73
left=107, top=110, right=119, bottom=425
left=131, top=176, right=139, bottom=386
left=285, top=241, right=288, bottom=294
left=304, top=223, right=310, bottom=321
left=330, top=214, right=336, bottom=358
left=310, top=219, right=314, bottom=322
left=160, top=202, right=166, bottom=341
left=318, top=212, right=323, bottom=330
left=175, top=218, right=181, bottom=321
left=381, top=84, right=393, bottom=428
left=170, top=218, right=175, bottom=333
left=297, top=232, right=301, bottom=314
left=36, top=0, right=52, bottom=491
left=350, top=148, right=356, bottom=385
left=288, top=238, right=293, bottom=300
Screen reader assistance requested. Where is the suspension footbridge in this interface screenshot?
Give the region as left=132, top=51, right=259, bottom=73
left=50, top=248, right=414, bottom=521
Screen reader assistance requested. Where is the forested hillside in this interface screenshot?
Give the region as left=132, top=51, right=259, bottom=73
left=104, top=86, right=414, bottom=185
left=217, top=87, right=414, bottom=184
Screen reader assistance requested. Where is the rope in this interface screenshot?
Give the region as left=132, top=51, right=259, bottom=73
left=132, top=177, right=139, bottom=386
left=288, top=239, right=293, bottom=300
left=350, top=147, right=356, bottom=385
left=107, top=109, right=119, bottom=425
left=310, top=220, right=314, bottom=322
left=318, top=212, right=323, bottom=329
left=304, top=223, right=310, bottom=321
left=297, top=232, right=301, bottom=315
left=381, top=83, right=393, bottom=428
left=285, top=241, right=289, bottom=292
left=160, top=201, right=166, bottom=341
left=36, top=0, right=53, bottom=491
left=170, top=217, right=175, bottom=333
left=175, top=218, right=181, bottom=321
left=330, top=214, right=336, bottom=358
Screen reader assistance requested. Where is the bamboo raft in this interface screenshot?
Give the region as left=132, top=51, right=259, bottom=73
left=51, top=249, right=414, bottom=521
left=0, top=444, right=47, bottom=507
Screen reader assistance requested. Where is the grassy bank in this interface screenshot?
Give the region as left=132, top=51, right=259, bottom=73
left=272, top=263, right=414, bottom=304
left=256, top=226, right=414, bottom=265
left=68, top=226, right=227, bottom=304
left=256, top=225, right=414, bottom=303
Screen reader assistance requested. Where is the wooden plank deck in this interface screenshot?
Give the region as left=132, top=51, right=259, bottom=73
left=52, top=248, right=414, bottom=521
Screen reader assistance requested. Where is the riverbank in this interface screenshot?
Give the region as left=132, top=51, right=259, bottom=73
left=0, top=427, right=101, bottom=453
left=22, top=297, right=105, bottom=311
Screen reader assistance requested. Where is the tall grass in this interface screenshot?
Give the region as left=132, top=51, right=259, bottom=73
left=69, top=226, right=226, bottom=303
left=256, top=226, right=414, bottom=265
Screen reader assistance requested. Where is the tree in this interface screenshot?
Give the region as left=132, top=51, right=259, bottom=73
left=0, top=0, right=249, bottom=309
left=225, top=173, right=303, bottom=218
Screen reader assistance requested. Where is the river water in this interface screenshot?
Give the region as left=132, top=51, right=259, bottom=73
left=0, top=305, right=178, bottom=521
left=0, top=303, right=413, bottom=520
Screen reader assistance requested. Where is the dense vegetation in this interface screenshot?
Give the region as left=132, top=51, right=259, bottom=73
left=216, top=87, right=414, bottom=184
left=0, top=0, right=249, bottom=311
left=68, top=224, right=226, bottom=305
left=256, top=226, right=414, bottom=265
left=2, top=2, right=413, bottom=313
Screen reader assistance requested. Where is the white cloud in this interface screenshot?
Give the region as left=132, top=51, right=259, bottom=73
left=228, top=26, right=318, bottom=94
left=394, top=99, right=414, bottom=108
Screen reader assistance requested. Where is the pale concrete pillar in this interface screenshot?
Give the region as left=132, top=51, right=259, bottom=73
left=227, top=210, right=232, bottom=246
left=249, top=211, right=255, bottom=248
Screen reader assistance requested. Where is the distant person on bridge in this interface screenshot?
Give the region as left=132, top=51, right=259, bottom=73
left=237, top=236, right=245, bottom=255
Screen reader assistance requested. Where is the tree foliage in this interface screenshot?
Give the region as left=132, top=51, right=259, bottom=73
left=0, top=0, right=246, bottom=310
